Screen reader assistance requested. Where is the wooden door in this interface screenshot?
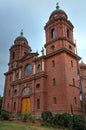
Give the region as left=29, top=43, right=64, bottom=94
left=21, top=98, right=30, bottom=114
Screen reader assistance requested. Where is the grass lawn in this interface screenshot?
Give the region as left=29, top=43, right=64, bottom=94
left=0, top=120, right=68, bottom=130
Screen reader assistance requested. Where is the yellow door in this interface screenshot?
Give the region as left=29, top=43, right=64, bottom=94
left=21, top=98, right=30, bottom=114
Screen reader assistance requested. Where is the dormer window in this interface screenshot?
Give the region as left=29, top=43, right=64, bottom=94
left=51, top=28, right=55, bottom=39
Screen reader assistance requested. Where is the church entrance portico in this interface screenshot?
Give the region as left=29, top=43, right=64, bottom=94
left=21, top=87, right=31, bottom=114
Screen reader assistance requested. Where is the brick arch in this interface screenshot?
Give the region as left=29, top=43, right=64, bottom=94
left=21, top=87, right=31, bottom=114
left=22, top=87, right=31, bottom=96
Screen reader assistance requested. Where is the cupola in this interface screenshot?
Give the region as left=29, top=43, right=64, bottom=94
left=49, top=3, right=67, bottom=21
left=14, top=30, right=28, bottom=45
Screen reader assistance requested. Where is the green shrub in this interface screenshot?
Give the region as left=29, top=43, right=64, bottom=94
left=41, top=111, right=53, bottom=121
left=1, top=110, right=10, bottom=120
left=22, top=113, right=29, bottom=121
left=52, top=113, right=61, bottom=126
left=61, top=113, right=72, bottom=128
left=28, top=113, right=32, bottom=120
left=56, top=114, right=64, bottom=127
left=28, top=113, right=35, bottom=123
left=51, top=113, right=65, bottom=127
left=41, top=111, right=53, bottom=126
left=41, top=112, right=86, bottom=129
left=73, top=114, right=86, bottom=130
left=51, top=113, right=72, bottom=128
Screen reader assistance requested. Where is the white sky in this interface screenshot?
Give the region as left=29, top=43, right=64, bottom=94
left=0, top=0, right=86, bottom=96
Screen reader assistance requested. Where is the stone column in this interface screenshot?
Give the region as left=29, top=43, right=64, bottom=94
left=33, top=62, right=36, bottom=74
left=13, top=71, right=15, bottom=81
left=42, top=59, right=45, bottom=71
left=19, top=69, right=21, bottom=79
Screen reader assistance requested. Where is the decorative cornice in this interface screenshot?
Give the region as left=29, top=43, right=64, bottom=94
left=10, top=72, right=47, bottom=86
left=45, top=37, right=75, bottom=48
left=45, top=48, right=81, bottom=60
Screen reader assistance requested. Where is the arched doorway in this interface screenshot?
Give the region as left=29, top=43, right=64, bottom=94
left=21, top=87, right=31, bottom=114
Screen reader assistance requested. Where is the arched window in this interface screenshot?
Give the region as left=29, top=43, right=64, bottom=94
left=69, top=45, right=72, bottom=50
left=7, top=103, right=9, bottom=109
left=67, top=28, right=70, bottom=38
left=74, top=97, right=77, bottom=104
left=16, top=72, right=19, bottom=79
left=70, top=105, right=73, bottom=114
left=37, top=98, right=40, bottom=109
left=51, top=45, right=55, bottom=51
left=14, top=102, right=16, bottom=111
left=24, top=52, right=27, bottom=55
left=71, top=60, right=73, bottom=67
left=37, top=64, right=41, bottom=71
left=22, top=88, right=30, bottom=96
left=73, top=78, right=75, bottom=86
left=12, top=52, right=15, bottom=59
left=36, top=84, right=40, bottom=89
left=53, top=97, right=56, bottom=104
left=8, top=90, right=10, bottom=96
left=51, top=28, right=55, bottom=39
left=14, top=89, right=17, bottom=95
left=52, top=60, right=55, bottom=67
left=10, top=76, right=12, bottom=82
left=53, top=78, right=56, bottom=86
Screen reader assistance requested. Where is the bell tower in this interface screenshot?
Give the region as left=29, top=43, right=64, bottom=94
left=45, top=3, right=75, bottom=55
left=9, top=30, right=32, bottom=71
left=45, top=3, right=82, bottom=114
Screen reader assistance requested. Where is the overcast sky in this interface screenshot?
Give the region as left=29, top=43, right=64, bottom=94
left=0, top=0, right=86, bottom=96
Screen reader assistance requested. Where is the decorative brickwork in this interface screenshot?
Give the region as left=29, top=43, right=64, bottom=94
left=2, top=4, right=83, bottom=116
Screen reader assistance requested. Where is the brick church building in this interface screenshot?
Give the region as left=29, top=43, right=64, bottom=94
left=2, top=3, right=85, bottom=116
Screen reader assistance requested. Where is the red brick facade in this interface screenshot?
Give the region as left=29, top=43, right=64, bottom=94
left=2, top=4, right=83, bottom=116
